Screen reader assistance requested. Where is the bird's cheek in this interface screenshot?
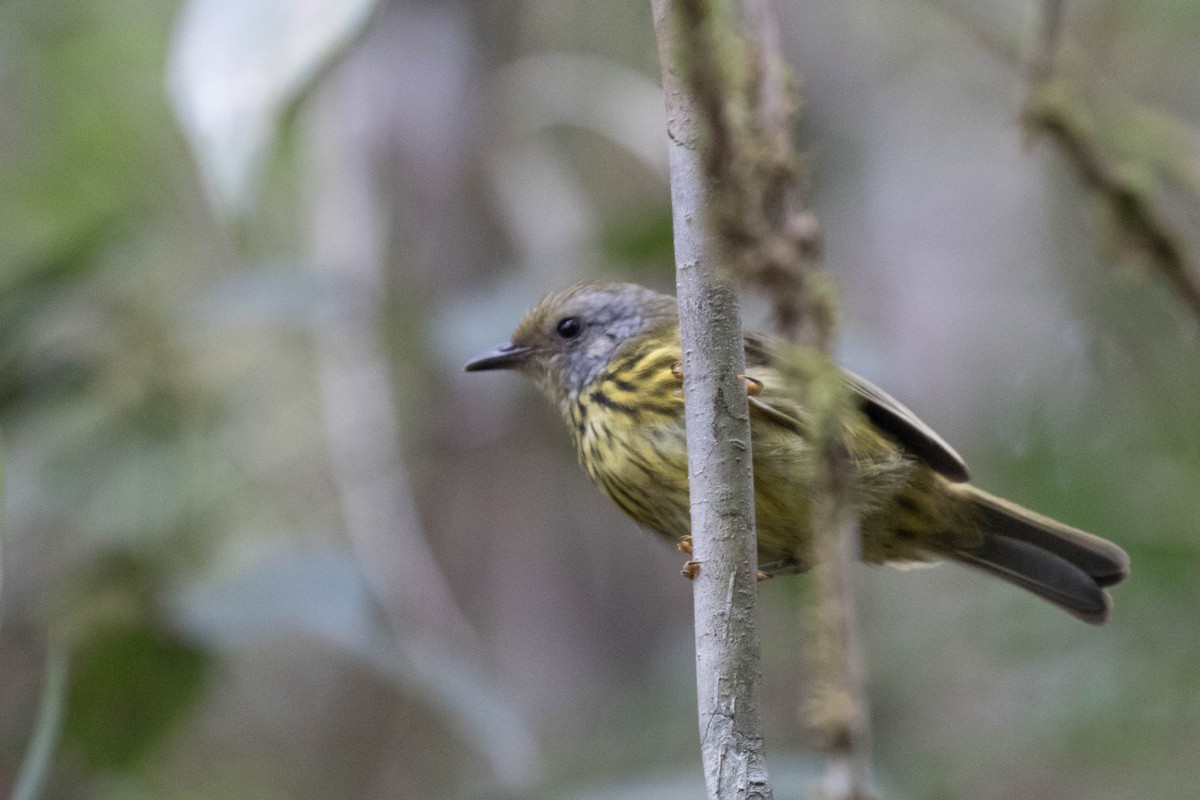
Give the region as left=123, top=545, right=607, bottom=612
left=530, top=363, right=562, bottom=399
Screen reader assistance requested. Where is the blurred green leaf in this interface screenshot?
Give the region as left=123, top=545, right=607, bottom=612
left=598, top=208, right=674, bottom=266
left=167, top=0, right=384, bottom=217
left=64, top=622, right=213, bottom=773
left=0, top=1, right=168, bottom=285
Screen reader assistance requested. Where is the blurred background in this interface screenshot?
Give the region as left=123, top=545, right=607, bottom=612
left=1, top=0, right=1199, bottom=798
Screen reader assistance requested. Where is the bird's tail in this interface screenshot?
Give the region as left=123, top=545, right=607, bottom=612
left=946, top=484, right=1130, bottom=625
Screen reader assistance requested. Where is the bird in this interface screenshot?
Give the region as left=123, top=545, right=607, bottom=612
left=465, top=282, right=1129, bottom=624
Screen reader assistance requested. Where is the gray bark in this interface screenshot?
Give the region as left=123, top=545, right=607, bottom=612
left=733, top=2, right=875, bottom=796
left=652, top=3, right=774, bottom=799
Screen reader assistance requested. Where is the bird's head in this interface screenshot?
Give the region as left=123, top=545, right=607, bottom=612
left=465, top=282, right=677, bottom=407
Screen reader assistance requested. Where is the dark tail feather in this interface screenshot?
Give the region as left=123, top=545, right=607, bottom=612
left=948, top=485, right=1131, bottom=625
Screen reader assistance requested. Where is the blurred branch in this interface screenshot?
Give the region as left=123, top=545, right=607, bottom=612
left=1021, top=0, right=1200, bottom=324
left=917, top=0, right=1021, bottom=66
left=737, top=2, right=872, bottom=797
left=308, top=83, right=480, bottom=666
left=737, top=0, right=827, bottom=344
left=651, top=2, right=774, bottom=798
left=11, top=647, right=67, bottom=800
left=305, top=24, right=541, bottom=790
left=1025, top=0, right=1065, bottom=92
left=497, top=54, right=670, bottom=177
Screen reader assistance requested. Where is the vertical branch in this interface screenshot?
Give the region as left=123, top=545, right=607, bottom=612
left=735, top=5, right=874, bottom=797
left=652, top=3, right=774, bottom=799
left=805, top=447, right=873, bottom=800
left=307, top=57, right=481, bottom=664
left=736, top=0, right=825, bottom=345
left=654, top=0, right=874, bottom=796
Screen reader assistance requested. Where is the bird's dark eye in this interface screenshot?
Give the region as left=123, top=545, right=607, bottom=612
left=555, top=316, right=583, bottom=340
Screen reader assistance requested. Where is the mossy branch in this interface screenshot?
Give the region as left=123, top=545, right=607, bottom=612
left=928, top=0, right=1200, bottom=325
left=918, top=0, right=1200, bottom=324
left=1024, top=81, right=1200, bottom=322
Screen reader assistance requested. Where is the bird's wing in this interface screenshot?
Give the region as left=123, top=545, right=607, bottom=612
left=840, top=368, right=969, bottom=482
left=742, top=333, right=970, bottom=482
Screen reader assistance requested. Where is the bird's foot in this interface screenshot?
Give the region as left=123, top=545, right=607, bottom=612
left=669, top=364, right=762, bottom=399
left=681, top=561, right=701, bottom=580
left=738, top=373, right=764, bottom=397
left=676, top=535, right=693, bottom=555
left=671, top=361, right=684, bottom=398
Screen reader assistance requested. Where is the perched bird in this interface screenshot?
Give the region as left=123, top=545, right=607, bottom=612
left=466, top=282, right=1129, bottom=624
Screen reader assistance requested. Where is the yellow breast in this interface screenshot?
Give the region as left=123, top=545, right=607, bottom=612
left=566, top=344, right=692, bottom=539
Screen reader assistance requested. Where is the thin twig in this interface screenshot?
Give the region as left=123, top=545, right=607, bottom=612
left=12, top=647, right=68, bottom=800
left=1026, top=0, right=1065, bottom=91
left=918, top=0, right=1021, bottom=66
left=1026, top=94, right=1200, bottom=320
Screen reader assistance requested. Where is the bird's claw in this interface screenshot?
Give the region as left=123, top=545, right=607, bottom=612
left=670, top=364, right=762, bottom=399
left=738, top=374, right=764, bottom=397
left=676, top=535, right=693, bottom=555
left=681, top=561, right=701, bottom=580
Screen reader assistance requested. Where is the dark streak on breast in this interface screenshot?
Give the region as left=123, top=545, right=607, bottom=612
left=590, top=389, right=640, bottom=417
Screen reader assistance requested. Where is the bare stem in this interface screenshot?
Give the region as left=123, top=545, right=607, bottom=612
left=654, top=0, right=874, bottom=797
left=652, top=2, right=774, bottom=798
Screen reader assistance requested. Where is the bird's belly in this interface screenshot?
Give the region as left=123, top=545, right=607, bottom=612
left=748, top=441, right=816, bottom=571
left=589, top=429, right=812, bottom=568
left=578, top=407, right=929, bottom=571
left=578, top=412, right=692, bottom=541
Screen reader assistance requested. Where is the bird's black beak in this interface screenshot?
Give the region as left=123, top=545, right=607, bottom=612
left=464, top=343, right=533, bottom=372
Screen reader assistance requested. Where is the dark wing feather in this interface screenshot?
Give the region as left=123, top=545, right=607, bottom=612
left=841, top=369, right=970, bottom=482
left=742, top=332, right=970, bottom=482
